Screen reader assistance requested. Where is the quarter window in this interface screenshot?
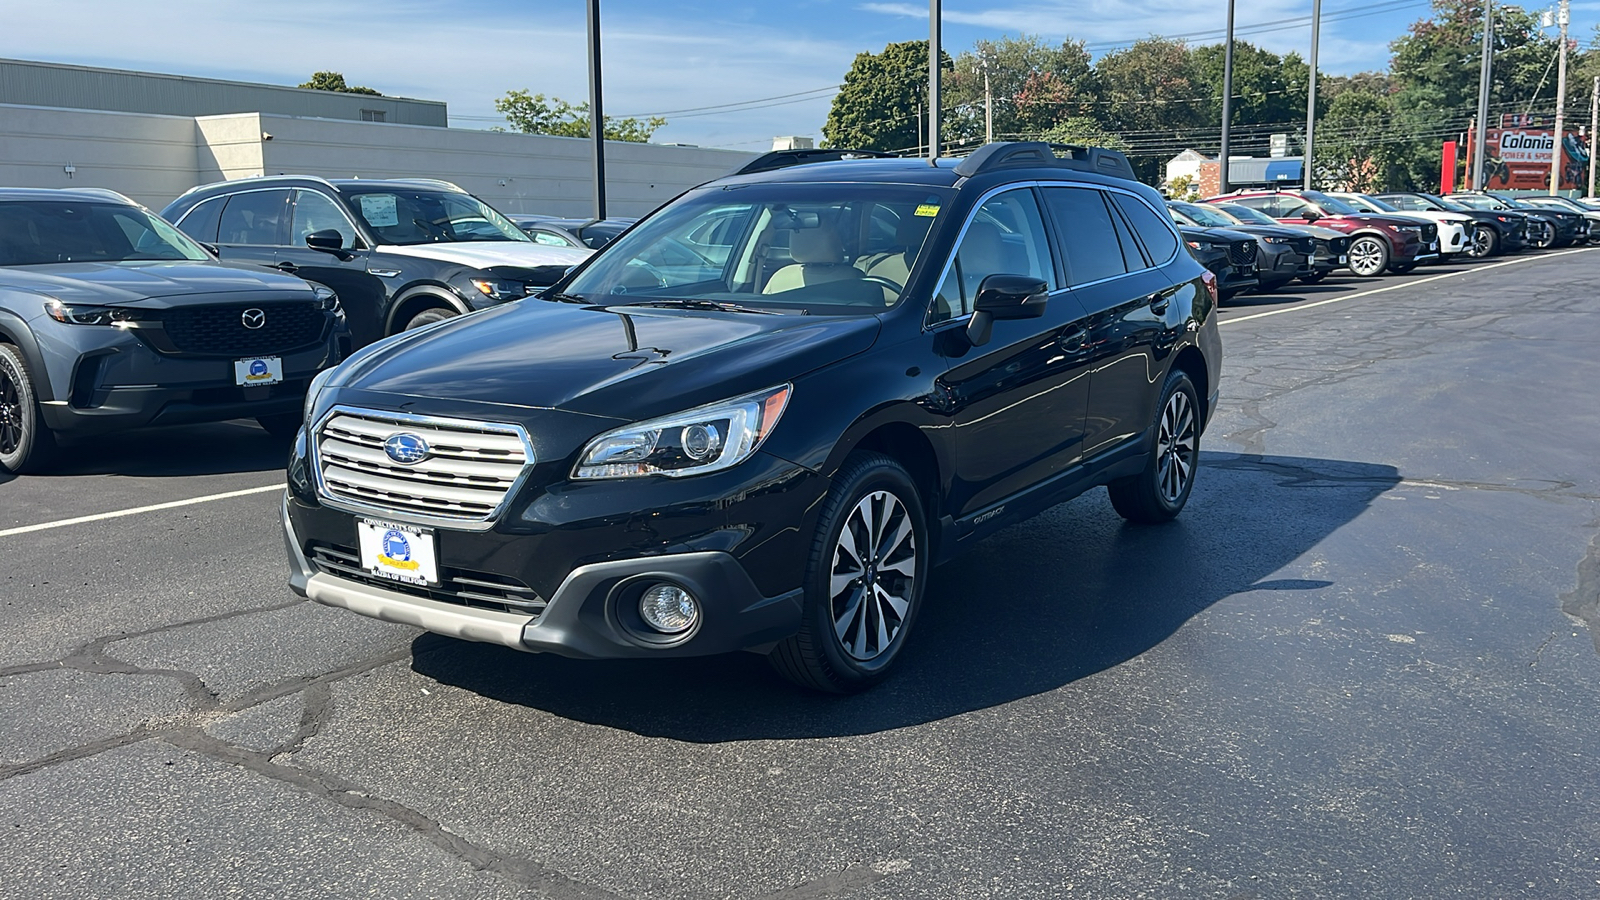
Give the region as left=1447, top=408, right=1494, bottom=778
left=175, top=195, right=225, bottom=243
left=1110, top=193, right=1179, bottom=264
left=218, top=190, right=290, bottom=246
left=1041, top=187, right=1128, bottom=286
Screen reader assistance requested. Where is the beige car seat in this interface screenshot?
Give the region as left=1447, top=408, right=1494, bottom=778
left=762, top=228, right=863, bottom=294
left=858, top=214, right=934, bottom=288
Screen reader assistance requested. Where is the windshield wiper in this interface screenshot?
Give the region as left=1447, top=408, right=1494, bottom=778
left=541, top=291, right=591, bottom=304
left=631, top=298, right=795, bottom=315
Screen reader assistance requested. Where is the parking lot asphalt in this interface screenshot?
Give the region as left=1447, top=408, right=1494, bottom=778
left=2, top=250, right=1598, bottom=899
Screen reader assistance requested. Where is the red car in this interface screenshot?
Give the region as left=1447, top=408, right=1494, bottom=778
left=1205, top=189, right=1439, bottom=277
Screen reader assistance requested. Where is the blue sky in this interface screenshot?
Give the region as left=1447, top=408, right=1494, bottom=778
left=2, top=0, right=1590, bottom=150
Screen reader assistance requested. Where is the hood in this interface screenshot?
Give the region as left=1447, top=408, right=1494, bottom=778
left=328, top=299, right=882, bottom=423
left=1280, top=224, right=1347, bottom=240
left=380, top=241, right=591, bottom=269
left=1179, top=226, right=1256, bottom=243
left=1323, top=212, right=1419, bottom=229
left=0, top=260, right=313, bottom=306
left=1222, top=224, right=1313, bottom=241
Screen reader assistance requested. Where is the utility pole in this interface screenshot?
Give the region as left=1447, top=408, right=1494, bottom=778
left=1472, top=0, right=1494, bottom=190
left=1549, top=0, right=1569, bottom=195
left=1219, top=0, right=1236, bottom=193
left=1303, top=0, right=1321, bottom=190
left=1589, top=76, right=1598, bottom=197
left=586, top=0, right=606, bottom=219
left=979, top=55, right=994, bottom=144
left=928, top=0, right=941, bottom=162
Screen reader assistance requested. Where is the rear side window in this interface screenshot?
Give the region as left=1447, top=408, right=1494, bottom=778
left=175, top=195, right=224, bottom=243
left=1110, top=194, right=1179, bottom=264
left=1231, top=196, right=1279, bottom=217
left=218, top=190, right=290, bottom=246
left=1041, top=187, right=1127, bottom=286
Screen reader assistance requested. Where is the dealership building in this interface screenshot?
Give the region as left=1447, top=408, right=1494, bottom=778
left=0, top=58, right=752, bottom=216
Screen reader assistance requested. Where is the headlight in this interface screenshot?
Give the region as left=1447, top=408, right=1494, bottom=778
left=573, top=384, right=791, bottom=479
left=1262, top=236, right=1292, bottom=244
left=1186, top=240, right=1215, bottom=251
left=45, top=300, right=142, bottom=326
left=470, top=279, right=530, bottom=301
left=1496, top=215, right=1513, bottom=223
left=311, top=285, right=342, bottom=315
left=1396, top=225, right=1422, bottom=233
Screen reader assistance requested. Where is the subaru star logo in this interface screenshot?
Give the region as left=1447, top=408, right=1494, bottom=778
left=384, top=433, right=430, bottom=465
left=241, top=308, right=267, bottom=330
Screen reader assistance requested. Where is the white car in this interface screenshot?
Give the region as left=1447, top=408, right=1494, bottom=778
left=1329, top=192, right=1477, bottom=260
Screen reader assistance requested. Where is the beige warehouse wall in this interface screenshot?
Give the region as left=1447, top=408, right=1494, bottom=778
left=194, top=113, right=266, bottom=184
left=0, top=103, right=198, bottom=209
left=253, top=115, right=754, bottom=218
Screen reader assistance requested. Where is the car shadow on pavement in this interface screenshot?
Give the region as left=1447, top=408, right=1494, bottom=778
left=411, top=452, right=1402, bottom=740
left=39, top=419, right=289, bottom=477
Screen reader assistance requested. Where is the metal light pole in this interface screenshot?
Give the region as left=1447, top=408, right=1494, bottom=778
left=1549, top=0, right=1569, bottom=195
left=1472, top=0, right=1494, bottom=190
left=1589, top=76, right=1598, bottom=197
left=587, top=0, right=606, bottom=219
left=928, top=0, right=941, bottom=161
left=1303, top=0, right=1321, bottom=190
left=1219, top=0, right=1236, bottom=194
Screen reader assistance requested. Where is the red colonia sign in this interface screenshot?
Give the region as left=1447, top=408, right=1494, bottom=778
left=1474, top=128, right=1591, bottom=190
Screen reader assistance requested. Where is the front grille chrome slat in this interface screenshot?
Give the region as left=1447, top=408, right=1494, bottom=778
left=313, top=407, right=534, bottom=526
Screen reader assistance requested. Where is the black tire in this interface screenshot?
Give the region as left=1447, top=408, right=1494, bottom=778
left=1346, top=235, right=1389, bottom=277
left=1389, top=262, right=1416, bottom=274
left=1298, top=272, right=1328, bottom=285
left=1468, top=226, right=1498, bottom=258
left=1218, top=287, right=1240, bottom=304
left=1531, top=222, right=1556, bottom=250
left=0, top=343, right=57, bottom=475
left=1107, top=370, right=1200, bottom=524
left=401, top=307, right=459, bottom=331
left=768, top=452, right=928, bottom=693
left=256, top=413, right=303, bottom=439
left=1256, top=277, right=1292, bottom=293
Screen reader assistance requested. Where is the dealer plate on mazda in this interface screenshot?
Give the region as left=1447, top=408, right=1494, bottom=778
left=357, top=519, right=439, bottom=585
left=234, top=356, right=283, bottom=386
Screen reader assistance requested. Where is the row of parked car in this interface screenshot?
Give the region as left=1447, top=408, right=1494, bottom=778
left=1164, top=187, right=1596, bottom=300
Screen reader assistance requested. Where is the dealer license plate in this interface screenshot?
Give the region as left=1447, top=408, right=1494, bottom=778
left=1339, top=254, right=1348, bottom=264
left=234, top=356, right=283, bottom=386
left=1428, top=240, right=1439, bottom=251
left=357, top=519, right=439, bottom=586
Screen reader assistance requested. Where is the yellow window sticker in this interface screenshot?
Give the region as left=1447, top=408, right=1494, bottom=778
left=914, top=204, right=940, bottom=217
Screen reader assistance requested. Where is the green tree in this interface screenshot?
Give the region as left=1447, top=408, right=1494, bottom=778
left=494, top=90, right=666, bottom=143
left=299, top=71, right=381, bottom=96
left=1314, top=89, right=1403, bottom=192
left=1040, top=117, right=1127, bottom=151
left=823, top=40, right=951, bottom=152
left=1191, top=42, right=1310, bottom=154
left=1094, top=38, right=1208, bottom=180
left=944, top=35, right=1098, bottom=144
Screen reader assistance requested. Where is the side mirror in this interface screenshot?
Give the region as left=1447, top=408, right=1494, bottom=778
left=305, top=229, right=352, bottom=259
left=1299, top=209, right=1320, bottom=222
left=966, top=274, right=1048, bottom=347
left=199, top=242, right=220, bottom=257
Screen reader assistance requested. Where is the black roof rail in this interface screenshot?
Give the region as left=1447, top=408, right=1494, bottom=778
left=951, top=141, right=1137, bottom=182
left=731, top=148, right=900, bottom=176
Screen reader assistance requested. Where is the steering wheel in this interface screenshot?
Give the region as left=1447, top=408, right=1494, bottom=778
left=612, top=260, right=669, bottom=292
left=861, top=274, right=905, bottom=303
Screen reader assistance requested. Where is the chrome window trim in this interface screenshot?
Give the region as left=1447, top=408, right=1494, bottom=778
left=310, top=404, right=538, bottom=533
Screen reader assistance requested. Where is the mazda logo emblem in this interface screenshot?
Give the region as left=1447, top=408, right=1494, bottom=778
left=241, top=308, right=267, bottom=330
left=384, top=433, right=431, bottom=465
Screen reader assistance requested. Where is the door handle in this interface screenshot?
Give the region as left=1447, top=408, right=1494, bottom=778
left=1148, top=292, right=1171, bottom=314
left=1063, top=327, right=1089, bottom=349
left=274, top=261, right=299, bottom=274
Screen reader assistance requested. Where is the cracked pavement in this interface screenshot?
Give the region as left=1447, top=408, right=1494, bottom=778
left=1, top=252, right=1598, bottom=897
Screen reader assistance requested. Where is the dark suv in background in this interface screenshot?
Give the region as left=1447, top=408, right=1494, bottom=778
left=1211, top=189, right=1438, bottom=277
left=162, top=177, right=590, bottom=346
left=1374, top=191, right=1530, bottom=257
left=0, top=188, right=347, bottom=473
left=281, top=142, right=1222, bottom=693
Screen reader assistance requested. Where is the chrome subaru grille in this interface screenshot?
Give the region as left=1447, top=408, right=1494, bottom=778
left=314, top=407, right=533, bottom=525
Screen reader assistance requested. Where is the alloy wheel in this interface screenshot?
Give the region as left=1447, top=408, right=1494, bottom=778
left=1348, top=237, right=1385, bottom=276
left=829, top=490, right=917, bottom=661
left=0, top=363, right=22, bottom=456
left=1155, top=390, right=1197, bottom=504
left=1468, top=228, right=1493, bottom=258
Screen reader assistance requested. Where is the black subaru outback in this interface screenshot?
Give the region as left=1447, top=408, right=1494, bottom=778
left=282, top=142, right=1223, bottom=692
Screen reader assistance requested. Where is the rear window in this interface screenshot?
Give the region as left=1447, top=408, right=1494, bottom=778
left=1110, top=194, right=1179, bottom=264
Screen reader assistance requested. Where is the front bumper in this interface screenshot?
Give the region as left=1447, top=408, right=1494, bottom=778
left=283, top=445, right=825, bottom=659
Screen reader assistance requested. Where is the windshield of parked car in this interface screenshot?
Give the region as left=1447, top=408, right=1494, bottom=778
left=340, top=188, right=530, bottom=245
left=557, top=183, right=955, bottom=313
left=1170, top=202, right=1237, bottom=228
left=1421, top=194, right=1469, bottom=211
left=0, top=200, right=211, bottom=266
left=1531, top=197, right=1583, bottom=211
left=1215, top=204, right=1278, bottom=226
left=1449, top=195, right=1507, bottom=211
left=1350, top=194, right=1402, bottom=213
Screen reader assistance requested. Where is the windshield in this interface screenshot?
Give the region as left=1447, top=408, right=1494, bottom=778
left=1351, top=194, right=1400, bottom=213
left=0, top=200, right=211, bottom=266
left=341, top=188, right=530, bottom=245
left=1533, top=197, right=1582, bottom=211
left=1171, top=202, right=1237, bottom=228
left=1449, top=195, right=1504, bottom=210
left=559, top=183, right=954, bottom=313
left=1216, top=204, right=1278, bottom=226
left=1423, top=194, right=1469, bottom=211
left=1307, top=192, right=1362, bottom=215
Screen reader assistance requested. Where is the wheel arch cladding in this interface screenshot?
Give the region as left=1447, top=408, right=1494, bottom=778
left=849, top=421, right=942, bottom=522
left=0, top=314, right=54, bottom=402
left=1172, top=346, right=1209, bottom=430
left=387, top=289, right=466, bottom=334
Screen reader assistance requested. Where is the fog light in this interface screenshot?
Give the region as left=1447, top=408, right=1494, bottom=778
left=639, top=584, right=699, bottom=634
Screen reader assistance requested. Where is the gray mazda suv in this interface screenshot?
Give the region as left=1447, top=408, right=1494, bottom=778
left=0, top=188, right=348, bottom=473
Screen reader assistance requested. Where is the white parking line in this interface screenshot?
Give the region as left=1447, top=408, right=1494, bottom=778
left=0, top=483, right=283, bottom=539
left=1220, top=246, right=1597, bottom=326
